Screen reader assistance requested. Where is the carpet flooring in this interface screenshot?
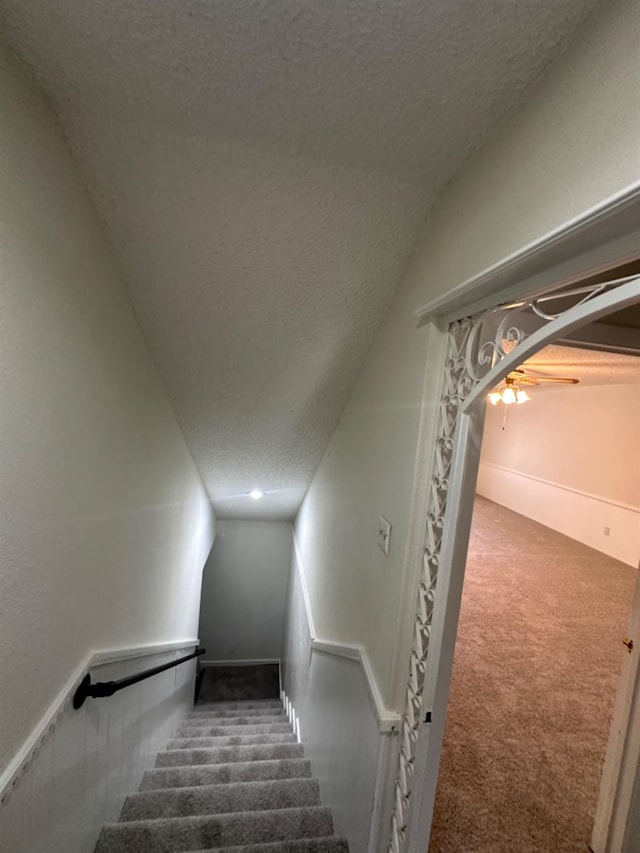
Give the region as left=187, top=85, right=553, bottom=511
left=94, top=668, right=347, bottom=852
left=428, top=497, right=636, bottom=853
left=198, top=665, right=281, bottom=703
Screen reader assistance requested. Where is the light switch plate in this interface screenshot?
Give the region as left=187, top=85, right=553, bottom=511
left=378, top=515, right=392, bottom=557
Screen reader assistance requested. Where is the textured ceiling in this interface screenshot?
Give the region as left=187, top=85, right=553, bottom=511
left=523, top=345, right=640, bottom=387
left=0, top=0, right=603, bottom=519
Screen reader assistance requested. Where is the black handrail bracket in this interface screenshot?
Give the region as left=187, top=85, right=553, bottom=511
left=73, top=674, right=92, bottom=709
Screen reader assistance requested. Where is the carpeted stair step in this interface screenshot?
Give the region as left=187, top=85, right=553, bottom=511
left=157, top=743, right=305, bottom=767
left=184, top=839, right=349, bottom=853
left=187, top=709, right=286, bottom=721
left=95, top=805, right=334, bottom=852
left=140, top=759, right=313, bottom=791
left=94, top=690, right=347, bottom=853
left=176, top=723, right=294, bottom=737
left=185, top=714, right=288, bottom=727
left=168, top=734, right=297, bottom=750
left=189, top=705, right=284, bottom=715
left=140, top=758, right=311, bottom=791
left=194, top=701, right=284, bottom=712
left=120, top=778, right=321, bottom=820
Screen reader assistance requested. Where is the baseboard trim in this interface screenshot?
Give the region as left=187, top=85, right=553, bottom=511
left=280, top=688, right=301, bottom=743
left=0, top=638, right=199, bottom=805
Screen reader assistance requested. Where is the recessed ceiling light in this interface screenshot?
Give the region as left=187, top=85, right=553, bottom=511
left=248, top=489, right=264, bottom=500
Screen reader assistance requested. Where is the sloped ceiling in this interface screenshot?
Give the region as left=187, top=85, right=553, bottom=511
left=0, top=0, right=603, bottom=519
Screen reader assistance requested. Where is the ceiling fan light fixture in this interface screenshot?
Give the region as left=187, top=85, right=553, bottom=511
left=488, top=363, right=579, bottom=408
left=501, top=386, right=517, bottom=405
left=487, top=383, right=531, bottom=406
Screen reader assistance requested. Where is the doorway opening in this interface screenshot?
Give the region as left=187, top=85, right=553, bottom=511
left=389, top=250, right=640, bottom=853
left=428, top=343, right=640, bottom=850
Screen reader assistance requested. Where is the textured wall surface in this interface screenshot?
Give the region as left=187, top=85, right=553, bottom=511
left=199, top=521, right=293, bottom=661
left=281, top=550, right=385, bottom=853
left=480, top=383, right=640, bottom=510
left=477, top=462, right=640, bottom=568
left=292, top=0, right=640, bottom=714
left=0, top=0, right=602, bottom=519
left=0, top=42, right=214, bottom=773
left=478, top=383, right=640, bottom=567
left=0, top=651, right=196, bottom=853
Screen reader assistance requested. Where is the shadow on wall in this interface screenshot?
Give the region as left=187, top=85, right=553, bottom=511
left=197, top=664, right=281, bottom=703
left=198, top=520, right=294, bottom=663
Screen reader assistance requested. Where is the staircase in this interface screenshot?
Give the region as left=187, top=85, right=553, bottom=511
left=94, top=699, right=348, bottom=853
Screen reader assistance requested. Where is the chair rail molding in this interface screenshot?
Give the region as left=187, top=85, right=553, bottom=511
left=291, top=531, right=400, bottom=735
left=479, top=461, right=640, bottom=516
left=311, top=640, right=401, bottom=734
left=291, top=534, right=317, bottom=640
left=0, top=638, right=200, bottom=804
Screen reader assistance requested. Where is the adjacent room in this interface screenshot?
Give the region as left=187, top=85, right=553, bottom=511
left=430, top=345, right=640, bottom=852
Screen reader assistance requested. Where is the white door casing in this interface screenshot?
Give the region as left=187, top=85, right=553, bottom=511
left=387, top=274, right=640, bottom=853
left=593, top=564, right=640, bottom=853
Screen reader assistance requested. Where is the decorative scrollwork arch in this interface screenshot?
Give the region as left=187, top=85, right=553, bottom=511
left=388, top=274, right=640, bottom=853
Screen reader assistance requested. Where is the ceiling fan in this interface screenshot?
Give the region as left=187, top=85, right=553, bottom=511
left=488, top=366, right=579, bottom=406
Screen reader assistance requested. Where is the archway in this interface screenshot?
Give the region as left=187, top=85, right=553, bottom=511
left=388, top=273, right=640, bottom=853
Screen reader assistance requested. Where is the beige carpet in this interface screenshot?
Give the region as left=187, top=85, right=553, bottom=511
left=429, top=496, right=637, bottom=853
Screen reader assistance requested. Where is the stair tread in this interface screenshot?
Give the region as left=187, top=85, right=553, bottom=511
left=140, top=759, right=313, bottom=790
left=157, top=743, right=304, bottom=767
left=95, top=806, right=334, bottom=852
left=168, top=734, right=297, bottom=749
left=187, top=712, right=286, bottom=722
left=120, top=778, right=321, bottom=820
left=195, top=701, right=283, bottom=711
left=182, top=838, right=349, bottom=853
left=94, top=692, right=347, bottom=852
left=176, top=726, right=293, bottom=739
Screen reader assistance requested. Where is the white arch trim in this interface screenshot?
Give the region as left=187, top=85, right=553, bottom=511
left=391, top=275, right=640, bottom=853
left=463, top=276, right=640, bottom=413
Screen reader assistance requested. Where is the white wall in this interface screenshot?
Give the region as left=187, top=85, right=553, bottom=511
left=281, top=547, right=390, bottom=853
left=0, top=648, right=197, bottom=853
left=291, top=0, right=640, bottom=718
left=199, top=521, right=292, bottom=661
left=477, top=384, right=640, bottom=567
left=0, top=34, right=214, bottom=795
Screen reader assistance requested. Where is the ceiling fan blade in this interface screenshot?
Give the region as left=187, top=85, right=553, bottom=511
left=511, top=366, right=579, bottom=384
left=531, top=376, right=579, bottom=384
left=510, top=374, right=539, bottom=386
left=515, top=365, right=564, bottom=378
